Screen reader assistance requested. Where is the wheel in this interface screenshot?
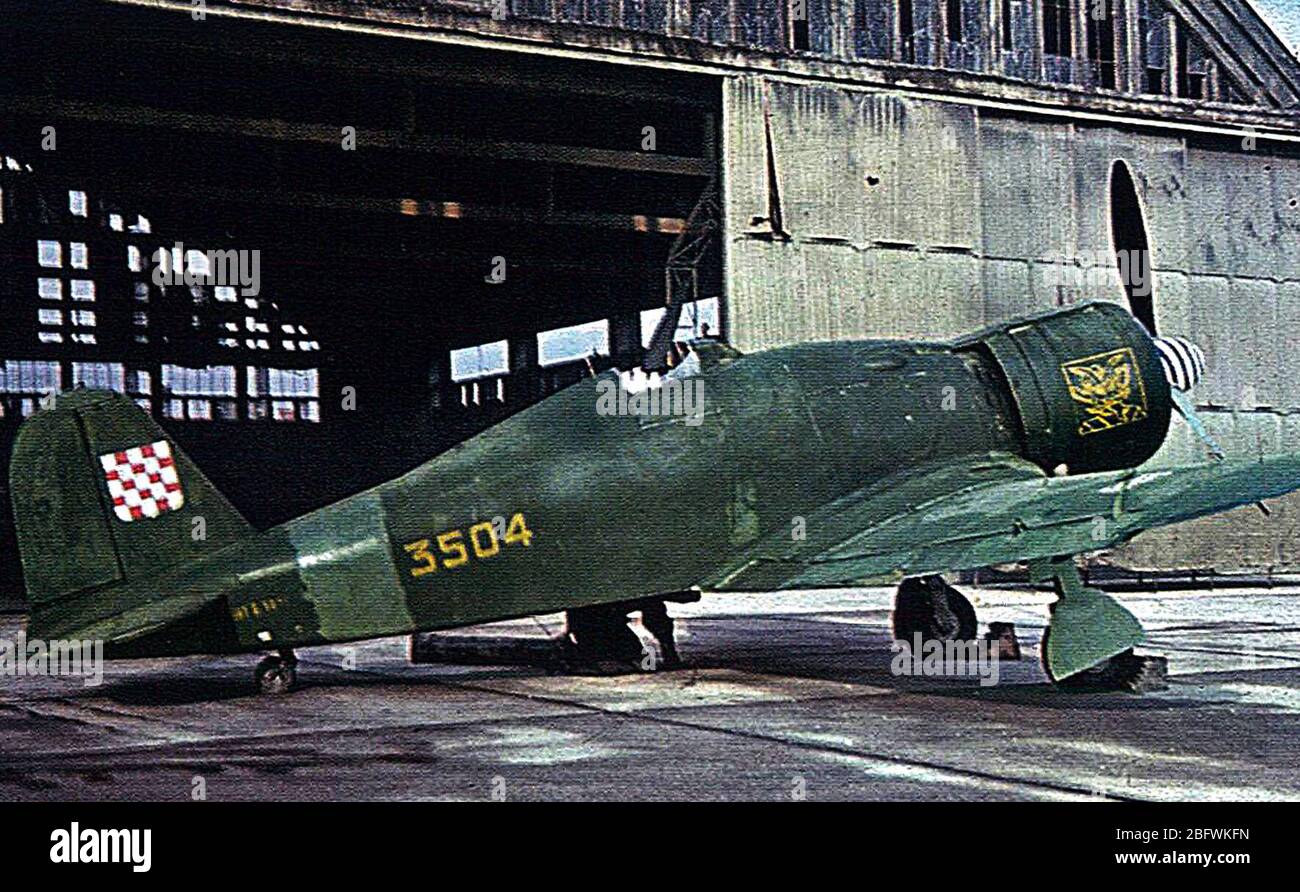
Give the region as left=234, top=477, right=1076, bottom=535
left=255, top=655, right=297, bottom=695
left=1039, top=630, right=1168, bottom=693
left=892, top=575, right=978, bottom=643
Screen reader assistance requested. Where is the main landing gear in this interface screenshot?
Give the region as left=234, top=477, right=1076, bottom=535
left=564, top=595, right=690, bottom=672
left=890, top=569, right=1166, bottom=692
left=1039, top=634, right=1168, bottom=693
left=255, top=649, right=299, bottom=695
left=1035, top=559, right=1168, bottom=693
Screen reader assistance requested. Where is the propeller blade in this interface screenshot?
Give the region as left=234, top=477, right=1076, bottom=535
left=1110, top=161, right=1156, bottom=335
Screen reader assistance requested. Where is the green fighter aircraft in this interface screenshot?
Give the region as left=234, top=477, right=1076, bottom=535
left=12, top=300, right=1300, bottom=694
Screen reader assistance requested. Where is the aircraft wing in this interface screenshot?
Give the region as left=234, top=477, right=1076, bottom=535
left=703, top=451, right=1300, bottom=591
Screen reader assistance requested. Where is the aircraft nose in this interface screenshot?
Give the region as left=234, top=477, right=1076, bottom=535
left=1153, top=336, right=1206, bottom=392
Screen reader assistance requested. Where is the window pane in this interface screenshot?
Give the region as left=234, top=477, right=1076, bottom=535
left=162, top=364, right=237, bottom=397
left=38, top=240, right=61, bottom=268
left=537, top=320, right=609, bottom=367
left=72, top=362, right=126, bottom=392
left=267, top=367, right=320, bottom=397
left=450, top=340, right=510, bottom=382
left=640, top=297, right=720, bottom=347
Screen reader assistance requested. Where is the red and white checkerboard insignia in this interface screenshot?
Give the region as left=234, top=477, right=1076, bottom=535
left=99, top=440, right=184, bottom=522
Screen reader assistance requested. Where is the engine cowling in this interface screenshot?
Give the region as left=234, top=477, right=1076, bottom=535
left=956, top=301, right=1173, bottom=475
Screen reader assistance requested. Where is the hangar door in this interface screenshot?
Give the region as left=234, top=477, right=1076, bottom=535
left=0, top=4, right=722, bottom=601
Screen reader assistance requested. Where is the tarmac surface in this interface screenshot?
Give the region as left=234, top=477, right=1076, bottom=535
left=1, top=585, right=1298, bottom=801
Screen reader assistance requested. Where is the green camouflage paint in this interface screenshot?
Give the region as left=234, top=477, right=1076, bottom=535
left=14, top=302, right=1294, bottom=682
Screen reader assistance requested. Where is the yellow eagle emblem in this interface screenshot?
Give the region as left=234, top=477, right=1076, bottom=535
left=1060, top=348, right=1149, bottom=436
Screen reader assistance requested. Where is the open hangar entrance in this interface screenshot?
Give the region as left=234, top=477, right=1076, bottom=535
left=0, top=2, right=721, bottom=599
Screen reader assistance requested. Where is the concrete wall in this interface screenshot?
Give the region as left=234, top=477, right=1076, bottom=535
left=722, top=73, right=1300, bottom=572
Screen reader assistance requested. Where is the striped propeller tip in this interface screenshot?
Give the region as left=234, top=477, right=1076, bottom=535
left=1153, top=336, right=1206, bottom=392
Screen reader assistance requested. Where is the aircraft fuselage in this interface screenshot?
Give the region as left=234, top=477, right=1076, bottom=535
left=36, top=302, right=1172, bottom=659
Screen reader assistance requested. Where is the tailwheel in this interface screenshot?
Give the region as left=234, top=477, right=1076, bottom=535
left=255, top=650, right=298, bottom=695
left=892, top=575, right=977, bottom=643
left=1039, top=630, right=1168, bottom=693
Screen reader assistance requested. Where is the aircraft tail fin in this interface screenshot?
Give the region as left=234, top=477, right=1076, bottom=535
left=9, top=390, right=253, bottom=608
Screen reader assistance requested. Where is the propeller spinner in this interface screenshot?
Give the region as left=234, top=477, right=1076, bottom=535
left=1153, top=335, right=1206, bottom=392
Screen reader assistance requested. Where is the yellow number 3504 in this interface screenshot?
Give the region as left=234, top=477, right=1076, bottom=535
left=403, top=512, right=534, bottom=578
